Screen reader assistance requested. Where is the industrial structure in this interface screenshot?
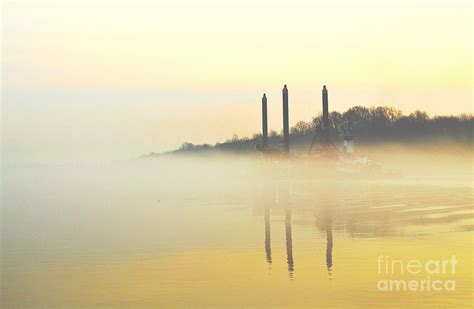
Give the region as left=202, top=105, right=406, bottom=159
left=282, top=85, right=290, bottom=153
left=261, top=93, right=268, bottom=147
left=322, top=85, right=330, bottom=145
left=257, top=84, right=337, bottom=157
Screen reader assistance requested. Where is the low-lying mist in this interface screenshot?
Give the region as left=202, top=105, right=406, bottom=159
left=143, top=141, right=472, bottom=179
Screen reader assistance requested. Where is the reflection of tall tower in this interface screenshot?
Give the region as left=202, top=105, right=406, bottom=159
left=285, top=208, right=294, bottom=278
left=262, top=93, right=268, bottom=147
left=282, top=85, right=289, bottom=153
left=326, top=218, right=333, bottom=277
left=313, top=185, right=335, bottom=280
left=264, top=207, right=272, bottom=265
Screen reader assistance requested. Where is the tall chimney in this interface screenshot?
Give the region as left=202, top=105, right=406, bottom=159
left=262, top=93, right=268, bottom=146
left=322, top=85, right=329, bottom=143
left=282, top=85, right=289, bottom=153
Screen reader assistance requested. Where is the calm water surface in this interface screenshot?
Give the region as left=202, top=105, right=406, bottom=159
left=2, top=155, right=473, bottom=307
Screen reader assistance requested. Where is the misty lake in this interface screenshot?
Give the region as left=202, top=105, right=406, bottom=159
left=2, top=150, right=473, bottom=307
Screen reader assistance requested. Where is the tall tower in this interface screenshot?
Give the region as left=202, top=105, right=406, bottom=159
left=262, top=93, right=268, bottom=147
left=282, top=85, right=289, bottom=153
left=322, top=85, right=329, bottom=144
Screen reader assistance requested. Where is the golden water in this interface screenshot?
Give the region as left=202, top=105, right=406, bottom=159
left=2, top=150, right=473, bottom=307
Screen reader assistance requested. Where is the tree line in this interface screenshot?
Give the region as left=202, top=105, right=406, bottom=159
left=168, top=106, right=472, bottom=154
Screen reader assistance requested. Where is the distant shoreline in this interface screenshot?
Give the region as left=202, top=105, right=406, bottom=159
left=142, top=106, right=472, bottom=158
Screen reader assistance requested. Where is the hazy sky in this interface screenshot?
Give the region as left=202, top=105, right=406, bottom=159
left=2, top=0, right=472, bottom=161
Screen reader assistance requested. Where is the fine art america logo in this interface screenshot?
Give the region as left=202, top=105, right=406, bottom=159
left=376, top=255, right=457, bottom=292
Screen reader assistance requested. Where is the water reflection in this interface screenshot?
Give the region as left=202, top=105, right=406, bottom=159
left=260, top=186, right=335, bottom=280
left=285, top=208, right=294, bottom=279
left=256, top=165, right=471, bottom=282
left=325, top=211, right=333, bottom=279
left=264, top=207, right=272, bottom=266
left=2, top=158, right=472, bottom=307
left=259, top=171, right=339, bottom=281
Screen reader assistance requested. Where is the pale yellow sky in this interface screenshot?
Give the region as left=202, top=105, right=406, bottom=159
left=2, top=0, right=472, bottom=161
